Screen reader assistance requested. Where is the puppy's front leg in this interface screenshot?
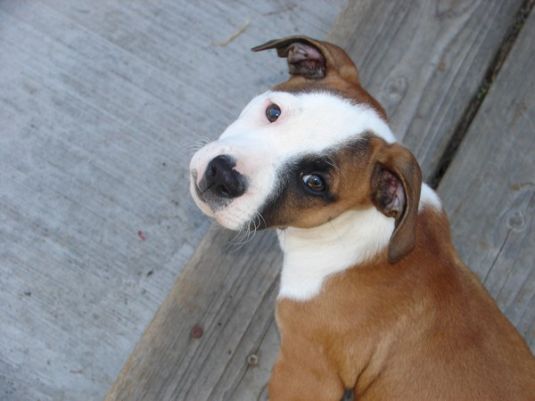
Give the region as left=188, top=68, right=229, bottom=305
left=268, top=349, right=345, bottom=401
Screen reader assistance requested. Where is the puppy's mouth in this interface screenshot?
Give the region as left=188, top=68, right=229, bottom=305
left=191, top=170, right=216, bottom=208
left=190, top=170, right=210, bottom=210
left=191, top=170, right=204, bottom=200
left=190, top=169, right=236, bottom=215
left=192, top=171, right=210, bottom=203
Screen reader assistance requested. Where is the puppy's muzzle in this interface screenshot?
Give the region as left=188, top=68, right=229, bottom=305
left=199, top=155, right=247, bottom=199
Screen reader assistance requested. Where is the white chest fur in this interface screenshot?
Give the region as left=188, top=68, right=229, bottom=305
left=276, top=184, right=442, bottom=301
left=277, top=207, right=394, bottom=300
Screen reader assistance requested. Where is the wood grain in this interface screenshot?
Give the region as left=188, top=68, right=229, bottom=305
left=104, top=1, right=532, bottom=400
left=0, top=0, right=345, bottom=400
left=330, top=0, right=524, bottom=179
left=106, top=227, right=282, bottom=401
left=438, top=9, right=535, bottom=351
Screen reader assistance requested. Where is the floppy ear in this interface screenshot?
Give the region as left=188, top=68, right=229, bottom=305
left=251, top=35, right=359, bottom=84
left=371, top=143, right=422, bottom=263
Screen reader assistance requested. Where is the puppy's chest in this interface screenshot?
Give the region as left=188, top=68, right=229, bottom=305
left=278, top=258, right=347, bottom=301
left=276, top=271, right=364, bottom=335
left=276, top=208, right=395, bottom=301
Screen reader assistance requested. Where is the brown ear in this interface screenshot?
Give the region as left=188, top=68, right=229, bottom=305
left=371, top=143, right=422, bottom=263
left=251, top=36, right=359, bottom=84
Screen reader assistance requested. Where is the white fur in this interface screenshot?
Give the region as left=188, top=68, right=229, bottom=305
left=277, top=208, right=394, bottom=300
left=277, top=186, right=442, bottom=301
left=190, top=90, right=395, bottom=229
left=419, top=183, right=442, bottom=211
left=190, top=90, right=444, bottom=301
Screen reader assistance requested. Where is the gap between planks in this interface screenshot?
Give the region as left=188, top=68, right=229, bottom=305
left=429, top=0, right=535, bottom=188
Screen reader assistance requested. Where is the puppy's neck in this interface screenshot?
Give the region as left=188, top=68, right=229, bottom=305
left=276, top=208, right=394, bottom=301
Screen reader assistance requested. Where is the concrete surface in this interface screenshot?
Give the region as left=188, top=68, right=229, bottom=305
left=0, top=1, right=347, bottom=400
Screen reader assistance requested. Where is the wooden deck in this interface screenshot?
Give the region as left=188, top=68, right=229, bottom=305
left=0, top=1, right=346, bottom=400
left=105, top=1, right=535, bottom=401
left=1, top=1, right=533, bottom=400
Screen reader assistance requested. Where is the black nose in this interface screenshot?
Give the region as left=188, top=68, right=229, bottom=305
left=203, top=155, right=247, bottom=199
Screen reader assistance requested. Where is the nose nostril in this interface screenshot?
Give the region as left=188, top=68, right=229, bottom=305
left=217, top=185, right=231, bottom=198
left=203, top=155, right=246, bottom=199
left=208, top=164, right=217, bottom=178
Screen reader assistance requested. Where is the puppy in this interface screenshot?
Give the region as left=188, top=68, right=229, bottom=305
left=190, top=36, right=535, bottom=401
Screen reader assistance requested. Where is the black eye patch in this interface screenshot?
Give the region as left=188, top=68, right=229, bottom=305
left=257, top=137, right=371, bottom=228
left=284, top=155, right=336, bottom=202
left=257, top=154, right=337, bottom=227
left=293, top=155, right=336, bottom=173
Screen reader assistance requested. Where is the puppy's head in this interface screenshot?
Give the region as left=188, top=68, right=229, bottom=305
left=190, top=36, right=422, bottom=262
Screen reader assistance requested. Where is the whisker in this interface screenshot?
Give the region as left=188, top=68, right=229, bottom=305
left=227, top=212, right=263, bottom=251
left=187, top=138, right=213, bottom=154
left=255, top=211, right=267, bottom=228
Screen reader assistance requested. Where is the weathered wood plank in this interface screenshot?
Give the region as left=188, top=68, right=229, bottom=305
left=438, top=9, right=535, bottom=351
left=0, top=0, right=345, bottom=400
left=106, top=227, right=282, bottom=401
left=330, top=0, right=524, bottom=179
left=105, top=1, right=530, bottom=400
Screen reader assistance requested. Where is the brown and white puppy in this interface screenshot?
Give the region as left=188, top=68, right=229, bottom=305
left=189, top=36, right=535, bottom=401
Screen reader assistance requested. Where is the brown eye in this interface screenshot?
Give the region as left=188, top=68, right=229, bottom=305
left=302, top=174, right=325, bottom=193
left=266, top=103, right=281, bottom=122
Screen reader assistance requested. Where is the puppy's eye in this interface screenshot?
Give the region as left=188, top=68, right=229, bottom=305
left=302, top=174, right=326, bottom=193
left=265, top=103, right=281, bottom=122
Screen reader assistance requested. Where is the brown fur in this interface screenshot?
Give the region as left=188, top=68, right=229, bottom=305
left=252, top=36, right=386, bottom=119
left=252, top=36, right=535, bottom=400
left=260, top=135, right=422, bottom=264
left=271, top=209, right=535, bottom=400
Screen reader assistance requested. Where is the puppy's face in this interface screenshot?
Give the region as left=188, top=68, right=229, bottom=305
left=190, top=37, right=422, bottom=262
left=190, top=90, right=394, bottom=229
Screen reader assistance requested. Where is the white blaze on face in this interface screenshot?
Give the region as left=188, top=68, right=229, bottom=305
left=190, top=90, right=396, bottom=229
